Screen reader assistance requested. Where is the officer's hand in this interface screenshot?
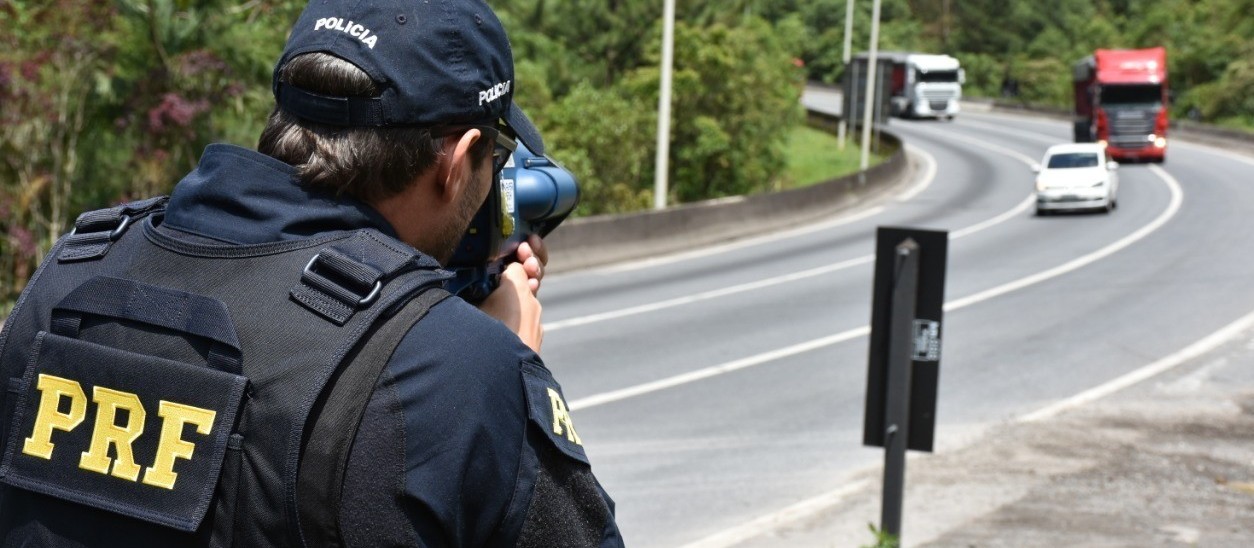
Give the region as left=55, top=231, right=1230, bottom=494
left=479, top=262, right=543, bottom=353
left=516, top=235, right=548, bottom=295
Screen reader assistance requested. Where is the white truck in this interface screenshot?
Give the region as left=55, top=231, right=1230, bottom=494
left=852, top=52, right=965, bottom=120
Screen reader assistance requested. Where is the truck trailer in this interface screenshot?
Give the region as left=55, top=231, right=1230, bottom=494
left=1072, top=47, right=1169, bottom=162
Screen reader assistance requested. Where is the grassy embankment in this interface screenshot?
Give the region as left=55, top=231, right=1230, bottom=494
left=779, top=125, right=888, bottom=190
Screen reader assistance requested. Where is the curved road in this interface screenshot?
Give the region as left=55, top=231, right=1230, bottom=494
left=538, top=94, right=1254, bottom=547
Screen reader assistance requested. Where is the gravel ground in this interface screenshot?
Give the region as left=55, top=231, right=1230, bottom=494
left=738, top=324, right=1254, bottom=548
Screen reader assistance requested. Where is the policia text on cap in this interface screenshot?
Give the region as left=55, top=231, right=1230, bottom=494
left=0, top=1, right=625, bottom=546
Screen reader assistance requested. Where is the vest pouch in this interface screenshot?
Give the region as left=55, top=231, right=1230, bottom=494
left=0, top=331, right=247, bottom=532
left=0, top=276, right=248, bottom=535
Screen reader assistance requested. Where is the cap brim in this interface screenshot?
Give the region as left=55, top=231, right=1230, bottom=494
left=504, top=103, right=545, bottom=156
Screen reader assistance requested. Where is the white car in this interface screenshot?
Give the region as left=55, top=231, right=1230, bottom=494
left=1032, top=143, right=1120, bottom=215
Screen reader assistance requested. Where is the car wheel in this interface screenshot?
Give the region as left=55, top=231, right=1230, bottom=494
left=1035, top=208, right=1048, bottom=217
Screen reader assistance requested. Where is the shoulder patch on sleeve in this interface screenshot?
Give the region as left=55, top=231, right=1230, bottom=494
left=520, top=360, right=588, bottom=464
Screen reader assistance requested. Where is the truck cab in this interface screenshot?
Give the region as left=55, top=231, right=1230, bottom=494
left=896, top=53, right=964, bottom=120
left=1072, top=47, right=1169, bottom=162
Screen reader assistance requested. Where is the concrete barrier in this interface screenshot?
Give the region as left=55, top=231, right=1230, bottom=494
left=545, top=113, right=908, bottom=273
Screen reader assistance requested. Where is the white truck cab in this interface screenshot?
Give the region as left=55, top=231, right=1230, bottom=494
left=897, top=53, right=964, bottom=119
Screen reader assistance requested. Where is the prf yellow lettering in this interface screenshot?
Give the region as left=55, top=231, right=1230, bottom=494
left=142, top=401, right=216, bottom=489
left=546, top=388, right=582, bottom=446
left=18, top=374, right=218, bottom=490
left=23, top=374, right=88, bottom=459
left=79, top=387, right=146, bottom=480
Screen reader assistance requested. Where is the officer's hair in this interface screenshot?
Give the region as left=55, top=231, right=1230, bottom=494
left=258, top=53, right=488, bottom=203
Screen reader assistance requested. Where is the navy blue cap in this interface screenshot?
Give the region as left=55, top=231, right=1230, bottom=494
left=273, top=0, right=544, bottom=155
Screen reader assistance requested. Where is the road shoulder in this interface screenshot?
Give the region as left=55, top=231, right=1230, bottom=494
left=739, top=322, right=1254, bottom=547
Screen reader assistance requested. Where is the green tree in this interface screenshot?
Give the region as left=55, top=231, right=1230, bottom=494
left=1, top=0, right=293, bottom=310
left=503, top=3, right=807, bottom=209
left=633, top=19, right=805, bottom=203
left=508, top=0, right=661, bottom=88
left=543, top=82, right=656, bottom=216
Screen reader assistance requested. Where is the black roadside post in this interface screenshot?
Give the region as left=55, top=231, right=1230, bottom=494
left=881, top=238, right=918, bottom=535
left=864, top=227, right=948, bottom=542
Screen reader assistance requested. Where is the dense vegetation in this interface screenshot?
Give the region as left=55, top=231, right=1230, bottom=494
left=2, top=0, right=1250, bottom=310
left=789, top=0, right=1254, bottom=127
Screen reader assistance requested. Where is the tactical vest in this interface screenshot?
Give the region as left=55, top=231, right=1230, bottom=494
left=0, top=197, right=450, bottom=547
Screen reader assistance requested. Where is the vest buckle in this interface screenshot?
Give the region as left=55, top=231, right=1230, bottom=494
left=303, top=254, right=383, bottom=306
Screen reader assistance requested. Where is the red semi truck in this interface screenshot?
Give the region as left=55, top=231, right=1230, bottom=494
left=1072, top=47, right=1169, bottom=162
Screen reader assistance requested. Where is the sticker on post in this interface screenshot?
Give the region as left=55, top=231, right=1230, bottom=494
left=912, top=320, right=941, bottom=362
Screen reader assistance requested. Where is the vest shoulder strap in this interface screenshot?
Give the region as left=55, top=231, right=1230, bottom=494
left=296, top=286, right=451, bottom=548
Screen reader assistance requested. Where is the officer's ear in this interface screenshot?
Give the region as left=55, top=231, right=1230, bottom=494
left=435, top=128, right=485, bottom=205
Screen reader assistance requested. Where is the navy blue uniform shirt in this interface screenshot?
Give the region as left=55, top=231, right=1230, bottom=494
left=163, top=144, right=623, bottom=547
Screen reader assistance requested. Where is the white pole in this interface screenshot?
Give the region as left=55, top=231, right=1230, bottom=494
left=838, top=0, right=855, bottom=150
left=654, top=0, right=676, bottom=210
left=859, top=0, right=882, bottom=171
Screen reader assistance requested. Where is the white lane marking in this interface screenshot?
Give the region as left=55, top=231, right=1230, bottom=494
left=895, top=143, right=936, bottom=201
left=946, top=163, right=1180, bottom=311
left=569, top=152, right=1182, bottom=412
left=570, top=328, right=868, bottom=411
left=959, top=109, right=1072, bottom=130
left=898, top=123, right=1039, bottom=239
left=576, top=207, right=885, bottom=278
left=1021, top=304, right=1254, bottom=422
left=676, top=164, right=1184, bottom=547
left=903, top=122, right=1043, bottom=165
left=551, top=196, right=1032, bottom=334
left=546, top=147, right=938, bottom=330
left=950, top=195, right=1033, bottom=239
left=1017, top=166, right=1221, bottom=422
left=549, top=143, right=942, bottom=281
left=677, top=479, right=873, bottom=548
left=958, top=118, right=1067, bottom=145
left=548, top=257, right=874, bottom=332
left=550, top=146, right=1022, bottom=333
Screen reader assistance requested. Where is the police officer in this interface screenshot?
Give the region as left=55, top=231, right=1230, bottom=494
left=0, top=0, right=623, bottom=546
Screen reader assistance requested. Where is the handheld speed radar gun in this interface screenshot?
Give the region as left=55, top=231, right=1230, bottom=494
left=446, top=142, right=579, bottom=302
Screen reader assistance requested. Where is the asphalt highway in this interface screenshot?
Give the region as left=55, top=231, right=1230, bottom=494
left=537, top=92, right=1254, bottom=547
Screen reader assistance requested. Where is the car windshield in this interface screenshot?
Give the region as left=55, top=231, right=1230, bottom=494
left=1046, top=152, right=1100, bottom=169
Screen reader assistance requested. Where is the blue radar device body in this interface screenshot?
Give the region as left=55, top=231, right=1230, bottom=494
left=445, top=142, right=579, bottom=302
